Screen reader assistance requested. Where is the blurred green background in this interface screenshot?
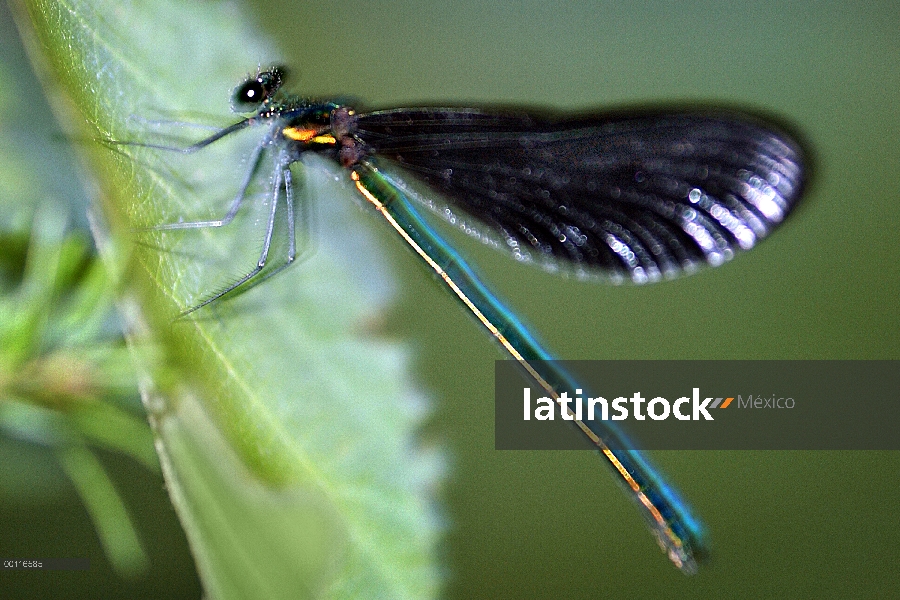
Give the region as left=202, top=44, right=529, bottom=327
left=2, top=0, right=898, bottom=598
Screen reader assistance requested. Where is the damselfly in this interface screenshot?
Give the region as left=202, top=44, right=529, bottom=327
left=116, top=66, right=806, bottom=572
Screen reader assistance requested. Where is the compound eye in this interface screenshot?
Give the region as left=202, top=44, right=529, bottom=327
left=232, top=66, right=287, bottom=112
left=233, top=79, right=266, bottom=108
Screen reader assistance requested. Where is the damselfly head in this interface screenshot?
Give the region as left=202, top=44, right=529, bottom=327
left=232, top=66, right=287, bottom=113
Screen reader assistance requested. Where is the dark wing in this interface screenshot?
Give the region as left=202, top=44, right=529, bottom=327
left=354, top=108, right=805, bottom=282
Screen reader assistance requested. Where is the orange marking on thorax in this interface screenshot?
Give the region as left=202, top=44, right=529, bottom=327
left=283, top=127, right=336, bottom=145
left=283, top=126, right=317, bottom=142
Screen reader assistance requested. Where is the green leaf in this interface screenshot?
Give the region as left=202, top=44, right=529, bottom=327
left=16, top=0, right=442, bottom=598
left=58, top=444, right=149, bottom=575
